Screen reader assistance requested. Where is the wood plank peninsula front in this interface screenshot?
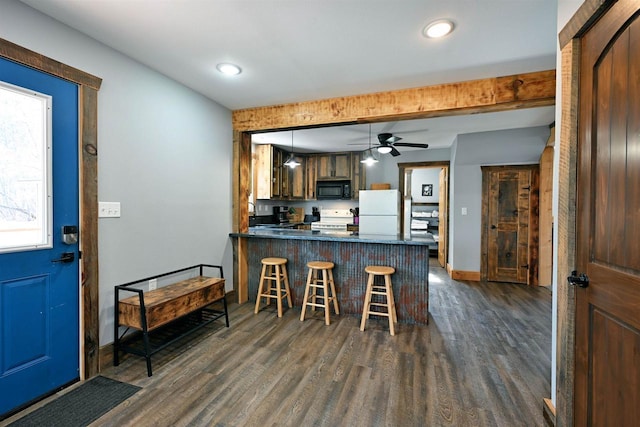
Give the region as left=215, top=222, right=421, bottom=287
left=230, top=229, right=435, bottom=324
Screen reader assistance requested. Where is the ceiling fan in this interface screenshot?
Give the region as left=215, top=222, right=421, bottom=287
left=371, top=133, right=429, bottom=157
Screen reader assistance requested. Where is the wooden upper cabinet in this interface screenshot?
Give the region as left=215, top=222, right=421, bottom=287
left=305, top=156, right=317, bottom=199
left=317, top=153, right=351, bottom=180
left=286, top=157, right=305, bottom=199
left=255, top=147, right=363, bottom=200
left=351, top=152, right=366, bottom=199
left=254, top=144, right=274, bottom=199
left=271, top=147, right=283, bottom=198
left=255, top=144, right=306, bottom=200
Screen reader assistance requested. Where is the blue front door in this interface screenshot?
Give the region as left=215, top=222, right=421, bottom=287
left=0, top=57, right=80, bottom=416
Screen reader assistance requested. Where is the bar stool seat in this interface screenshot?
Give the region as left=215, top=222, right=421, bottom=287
left=300, top=261, right=339, bottom=325
left=254, top=257, right=292, bottom=317
left=360, top=265, right=398, bottom=335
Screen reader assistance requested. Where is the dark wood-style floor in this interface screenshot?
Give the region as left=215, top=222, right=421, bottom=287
left=6, top=260, right=552, bottom=426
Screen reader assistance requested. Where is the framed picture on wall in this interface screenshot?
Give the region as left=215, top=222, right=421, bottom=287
left=422, top=184, right=433, bottom=197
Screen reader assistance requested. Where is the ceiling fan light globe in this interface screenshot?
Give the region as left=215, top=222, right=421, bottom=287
left=377, top=146, right=392, bottom=154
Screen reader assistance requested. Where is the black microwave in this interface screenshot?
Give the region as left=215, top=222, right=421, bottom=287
left=316, top=180, right=351, bottom=199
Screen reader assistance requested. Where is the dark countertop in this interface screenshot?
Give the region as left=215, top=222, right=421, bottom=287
left=231, top=228, right=436, bottom=247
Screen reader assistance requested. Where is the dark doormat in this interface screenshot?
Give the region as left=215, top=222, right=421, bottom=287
left=8, top=376, right=141, bottom=427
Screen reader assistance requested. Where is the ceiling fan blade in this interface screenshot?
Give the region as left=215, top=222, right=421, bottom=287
left=378, top=122, right=397, bottom=134
left=393, top=142, right=429, bottom=148
left=390, top=146, right=402, bottom=157
left=378, top=133, right=402, bottom=144
left=377, top=133, right=392, bottom=143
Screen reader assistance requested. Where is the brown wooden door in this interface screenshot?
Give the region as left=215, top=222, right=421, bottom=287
left=484, top=167, right=532, bottom=284
left=575, top=2, right=640, bottom=424
left=437, top=167, right=448, bottom=268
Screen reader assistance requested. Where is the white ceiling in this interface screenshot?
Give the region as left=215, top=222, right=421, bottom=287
left=252, top=106, right=556, bottom=153
left=20, top=0, right=558, bottom=153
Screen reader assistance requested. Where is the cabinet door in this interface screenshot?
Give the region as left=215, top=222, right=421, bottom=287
left=316, top=153, right=351, bottom=179
left=305, top=156, right=317, bottom=199
left=289, top=157, right=305, bottom=199
left=316, top=154, right=333, bottom=179
left=271, top=147, right=282, bottom=198
left=351, top=152, right=366, bottom=199
left=333, top=153, right=351, bottom=179
left=254, top=144, right=273, bottom=199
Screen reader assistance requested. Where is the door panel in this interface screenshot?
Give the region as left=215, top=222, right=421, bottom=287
left=437, top=167, right=448, bottom=268
left=2, top=276, right=49, bottom=371
left=0, top=57, right=79, bottom=416
left=576, top=2, right=640, bottom=424
left=486, top=169, right=531, bottom=284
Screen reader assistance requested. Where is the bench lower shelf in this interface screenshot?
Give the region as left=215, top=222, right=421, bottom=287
left=116, top=304, right=227, bottom=372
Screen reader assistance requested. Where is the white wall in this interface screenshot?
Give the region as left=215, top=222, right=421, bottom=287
left=1, top=0, right=233, bottom=345
left=411, top=168, right=441, bottom=203
left=449, top=126, right=550, bottom=272
left=365, top=148, right=452, bottom=186
left=450, top=164, right=483, bottom=271
left=331, top=127, right=549, bottom=274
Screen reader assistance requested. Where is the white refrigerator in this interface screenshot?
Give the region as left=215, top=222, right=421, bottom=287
left=358, top=190, right=400, bottom=235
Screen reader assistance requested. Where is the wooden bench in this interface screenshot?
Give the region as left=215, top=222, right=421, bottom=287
left=113, top=264, right=229, bottom=376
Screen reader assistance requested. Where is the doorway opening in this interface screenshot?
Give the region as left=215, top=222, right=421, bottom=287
left=398, top=161, right=450, bottom=269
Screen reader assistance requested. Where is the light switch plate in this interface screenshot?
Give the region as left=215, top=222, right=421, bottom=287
left=461, top=207, right=468, bottom=216
left=99, top=201, right=121, bottom=218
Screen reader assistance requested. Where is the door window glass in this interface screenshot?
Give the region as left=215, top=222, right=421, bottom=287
left=0, top=81, right=52, bottom=253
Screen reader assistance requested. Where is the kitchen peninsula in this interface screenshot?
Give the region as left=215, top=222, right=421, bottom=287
left=229, top=228, right=435, bottom=324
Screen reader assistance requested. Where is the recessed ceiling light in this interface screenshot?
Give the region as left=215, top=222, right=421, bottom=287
left=216, top=63, right=242, bottom=76
left=423, top=19, right=454, bottom=39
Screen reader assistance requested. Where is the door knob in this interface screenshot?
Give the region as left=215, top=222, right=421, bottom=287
left=567, top=270, right=589, bottom=288
left=491, top=225, right=497, bottom=229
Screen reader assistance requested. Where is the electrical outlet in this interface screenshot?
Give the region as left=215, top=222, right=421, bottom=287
left=149, top=278, right=157, bottom=291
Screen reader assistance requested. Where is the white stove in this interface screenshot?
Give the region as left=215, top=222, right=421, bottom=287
left=311, top=209, right=353, bottom=232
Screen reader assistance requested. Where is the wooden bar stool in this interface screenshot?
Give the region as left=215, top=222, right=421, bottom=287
left=360, top=265, right=398, bottom=335
left=300, top=261, right=340, bottom=325
left=254, top=257, right=292, bottom=317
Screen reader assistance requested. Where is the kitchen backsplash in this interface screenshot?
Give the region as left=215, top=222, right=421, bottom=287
left=254, top=199, right=359, bottom=216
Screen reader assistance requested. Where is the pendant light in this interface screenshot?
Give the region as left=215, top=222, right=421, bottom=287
left=360, top=124, right=379, bottom=166
left=283, top=130, right=300, bottom=168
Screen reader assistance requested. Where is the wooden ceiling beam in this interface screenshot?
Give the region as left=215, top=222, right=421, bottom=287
left=232, top=69, right=556, bottom=132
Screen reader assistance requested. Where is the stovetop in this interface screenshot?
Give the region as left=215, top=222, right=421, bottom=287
left=311, top=209, right=353, bottom=230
